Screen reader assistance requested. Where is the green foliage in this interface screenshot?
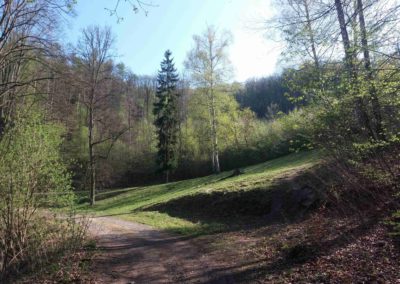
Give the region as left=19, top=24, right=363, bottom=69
left=0, top=107, right=73, bottom=208
left=284, top=60, right=399, bottom=157
left=0, top=106, right=77, bottom=279
left=220, top=107, right=314, bottom=170
left=173, top=86, right=315, bottom=177
left=282, top=58, right=400, bottom=220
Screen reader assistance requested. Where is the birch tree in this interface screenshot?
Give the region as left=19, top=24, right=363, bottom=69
left=185, top=26, right=233, bottom=174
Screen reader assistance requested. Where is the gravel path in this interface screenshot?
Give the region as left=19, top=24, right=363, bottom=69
left=88, top=216, right=236, bottom=284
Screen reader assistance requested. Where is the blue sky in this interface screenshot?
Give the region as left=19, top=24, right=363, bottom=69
left=64, top=0, right=281, bottom=82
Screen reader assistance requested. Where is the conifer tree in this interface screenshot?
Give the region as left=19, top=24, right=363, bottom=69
left=154, top=50, right=180, bottom=183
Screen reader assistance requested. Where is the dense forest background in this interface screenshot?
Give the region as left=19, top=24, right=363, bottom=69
left=56, top=65, right=301, bottom=189
left=39, top=28, right=305, bottom=189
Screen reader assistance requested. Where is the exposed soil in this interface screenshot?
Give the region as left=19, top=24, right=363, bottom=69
left=88, top=216, right=235, bottom=284
left=88, top=213, right=400, bottom=283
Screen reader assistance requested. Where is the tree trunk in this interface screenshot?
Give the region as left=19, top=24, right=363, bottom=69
left=334, top=0, right=374, bottom=138
left=303, top=0, right=320, bottom=70
left=357, top=0, right=385, bottom=140
left=210, top=92, right=220, bottom=174
left=352, top=0, right=359, bottom=52
left=89, top=160, right=96, bottom=206
left=88, top=103, right=96, bottom=206
left=0, top=109, right=5, bottom=139
left=335, top=0, right=355, bottom=75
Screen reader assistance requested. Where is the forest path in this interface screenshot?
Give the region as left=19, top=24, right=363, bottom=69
left=88, top=216, right=235, bottom=284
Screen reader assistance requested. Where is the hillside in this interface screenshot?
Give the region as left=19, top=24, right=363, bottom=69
left=78, top=151, right=399, bottom=283
left=79, top=151, right=322, bottom=235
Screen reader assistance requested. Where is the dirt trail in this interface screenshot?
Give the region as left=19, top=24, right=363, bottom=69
left=89, top=216, right=236, bottom=284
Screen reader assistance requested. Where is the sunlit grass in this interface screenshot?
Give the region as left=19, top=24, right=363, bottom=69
left=78, top=151, right=321, bottom=235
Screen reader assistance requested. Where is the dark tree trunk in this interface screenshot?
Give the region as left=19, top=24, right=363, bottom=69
left=334, top=0, right=374, bottom=139
left=357, top=0, right=385, bottom=140
left=0, top=112, right=5, bottom=139
left=89, top=95, right=96, bottom=206
left=335, top=0, right=355, bottom=76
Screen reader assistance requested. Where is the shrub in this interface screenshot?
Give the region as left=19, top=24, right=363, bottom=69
left=220, top=108, right=314, bottom=170
left=0, top=107, right=85, bottom=280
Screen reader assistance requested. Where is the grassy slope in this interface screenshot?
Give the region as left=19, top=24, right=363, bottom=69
left=77, top=151, right=400, bottom=283
left=78, top=151, right=320, bottom=235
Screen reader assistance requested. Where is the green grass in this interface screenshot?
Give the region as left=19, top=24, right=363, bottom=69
left=77, top=151, right=321, bottom=235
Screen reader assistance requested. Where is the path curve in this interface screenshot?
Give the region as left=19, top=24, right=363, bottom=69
left=89, top=216, right=235, bottom=284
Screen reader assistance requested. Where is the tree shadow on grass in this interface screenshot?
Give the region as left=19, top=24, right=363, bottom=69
left=84, top=172, right=234, bottom=213
left=140, top=168, right=329, bottom=235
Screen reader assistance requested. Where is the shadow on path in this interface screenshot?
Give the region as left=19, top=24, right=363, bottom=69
left=89, top=216, right=244, bottom=283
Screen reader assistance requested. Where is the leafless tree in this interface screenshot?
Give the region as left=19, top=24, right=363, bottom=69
left=266, top=0, right=336, bottom=68
left=0, top=0, right=74, bottom=137
left=106, top=0, right=158, bottom=21
left=73, top=26, right=128, bottom=205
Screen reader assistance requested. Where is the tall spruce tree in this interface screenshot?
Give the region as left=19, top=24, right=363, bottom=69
left=154, top=50, right=180, bottom=183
